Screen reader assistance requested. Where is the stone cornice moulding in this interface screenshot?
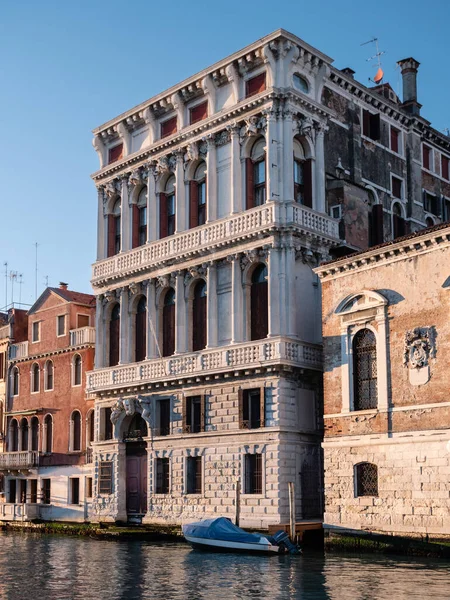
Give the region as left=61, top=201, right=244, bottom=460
left=315, top=225, right=450, bottom=281
left=9, top=343, right=95, bottom=365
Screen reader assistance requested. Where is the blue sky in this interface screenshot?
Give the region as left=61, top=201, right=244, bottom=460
left=1, top=0, right=449, bottom=307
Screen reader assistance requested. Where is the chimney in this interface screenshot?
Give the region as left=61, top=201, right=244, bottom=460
left=59, top=282, right=68, bottom=290
left=341, top=67, right=355, bottom=79
left=397, top=57, right=421, bottom=115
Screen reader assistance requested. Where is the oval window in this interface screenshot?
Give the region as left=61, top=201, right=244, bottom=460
left=293, top=74, right=309, bottom=94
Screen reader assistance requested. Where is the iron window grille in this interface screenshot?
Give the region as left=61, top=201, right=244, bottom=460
left=353, top=329, right=378, bottom=410
left=356, top=462, right=378, bottom=496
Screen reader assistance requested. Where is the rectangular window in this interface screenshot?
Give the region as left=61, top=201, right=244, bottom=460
left=30, top=479, right=38, bottom=503
left=183, top=396, right=205, bottom=434
left=245, top=72, right=266, bottom=98
left=362, top=110, right=381, bottom=141
left=254, top=159, right=266, bottom=206
left=198, top=181, right=206, bottom=226
left=77, top=314, right=90, bottom=328
left=138, top=206, right=147, bottom=246
left=86, top=477, right=93, bottom=499
left=57, top=315, right=65, bottom=336
left=441, top=155, right=450, bottom=181
left=189, top=101, right=208, bottom=125
left=19, top=479, right=27, bottom=503
left=391, top=176, right=403, bottom=199
left=108, top=143, right=123, bottom=164
left=103, top=407, right=113, bottom=441
left=9, top=479, right=16, bottom=503
left=423, top=191, right=439, bottom=216
left=423, top=144, right=432, bottom=170
left=32, top=322, right=40, bottom=343
left=390, top=126, right=400, bottom=153
left=444, top=198, right=450, bottom=221
left=244, top=454, right=262, bottom=494
left=42, top=479, right=51, bottom=504
left=186, top=456, right=202, bottom=494
left=99, top=461, right=113, bottom=495
left=158, top=399, right=171, bottom=436
left=0, top=352, right=4, bottom=381
left=167, top=194, right=176, bottom=236
left=156, top=458, right=170, bottom=494
left=160, top=116, right=177, bottom=138
left=70, top=478, right=80, bottom=505
left=239, top=388, right=265, bottom=429
left=294, top=160, right=304, bottom=202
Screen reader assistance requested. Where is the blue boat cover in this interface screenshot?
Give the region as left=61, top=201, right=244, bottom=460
left=183, top=517, right=264, bottom=544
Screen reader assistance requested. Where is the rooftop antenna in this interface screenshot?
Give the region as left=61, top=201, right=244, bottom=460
left=43, top=275, right=49, bottom=288
left=3, top=262, right=7, bottom=309
left=361, top=37, right=386, bottom=85
left=18, top=274, right=23, bottom=305
left=9, top=271, right=17, bottom=305
left=34, top=242, right=39, bottom=300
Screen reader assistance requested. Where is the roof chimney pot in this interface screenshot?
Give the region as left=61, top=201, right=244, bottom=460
left=59, top=282, right=68, bottom=290
left=397, top=57, right=421, bottom=115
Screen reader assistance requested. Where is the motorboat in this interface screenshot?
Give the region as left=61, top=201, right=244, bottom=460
left=182, top=517, right=300, bottom=554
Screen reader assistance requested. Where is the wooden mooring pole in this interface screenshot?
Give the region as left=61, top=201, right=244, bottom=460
left=288, top=481, right=295, bottom=542
left=235, top=479, right=241, bottom=527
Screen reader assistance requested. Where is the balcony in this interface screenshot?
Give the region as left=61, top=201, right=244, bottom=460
left=86, top=336, right=323, bottom=393
left=92, top=202, right=339, bottom=286
left=0, top=451, right=39, bottom=470
left=9, top=341, right=28, bottom=360
left=0, top=503, right=41, bottom=521
left=70, top=326, right=96, bottom=346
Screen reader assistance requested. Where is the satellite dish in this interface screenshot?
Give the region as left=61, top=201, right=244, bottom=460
left=374, top=67, right=384, bottom=84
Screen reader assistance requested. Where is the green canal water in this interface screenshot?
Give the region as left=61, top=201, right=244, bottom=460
left=0, top=532, right=449, bottom=599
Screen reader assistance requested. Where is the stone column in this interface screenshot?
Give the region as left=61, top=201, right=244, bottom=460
left=268, top=246, right=281, bottom=337
left=206, top=135, right=217, bottom=222
left=266, top=107, right=279, bottom=203
left=282, top=108, right=294, bottom=202
left=206, top=261, right=218, bottom=348
left=97, top=186, right=106, bottom=260
left=314, top=124, right=327, bottom=213
left=229, top=125, right=242, bottom=214
left=376, top=313, right=389, bottom=412
left=120, top=177, right=130, bottom=252
left=147, top=165, right=158, bottom=243
left=119, top=287, right=130, bottom=364
left=175, top=272, right=187, bottom=354
left=231, top=255, right=244, bottom=343
left=95, top=296, right=104, bottom=369
left=175, top=151, right=186, bottom=233
left=145, top=280, right=158, bottom=359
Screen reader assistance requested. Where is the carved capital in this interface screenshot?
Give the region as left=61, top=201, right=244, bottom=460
left=128, top=168, right=142, bottom=191
left=184, top=142, right=199, bottom=164
left=105, top=180, right=119, bottom=199
left=155, top=156, right=171, bottom=176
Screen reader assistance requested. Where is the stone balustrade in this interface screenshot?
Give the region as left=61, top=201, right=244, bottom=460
left=9, top=341, right=29, bottom=360
left=0, top=451, right=39, bottom=470
left=86, top=336, right=323, bottom=393
left=69, top=326, right=96, bottom=346
left=92, top=203, right=339, bottom=286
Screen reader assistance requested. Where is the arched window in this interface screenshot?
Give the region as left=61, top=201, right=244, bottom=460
left=293, top=139, right=312, bottom=207
left=293, top=73, right=309, bottom=94
left=425, top=216, right=435, bottom=228
left=125, top=412, right=148, bottom=441
left=12, top=367, right=19, bottom=396
left=355, top=462, right=378, bottom=497
left=132, top=187, right=148, bottom=248
left=353, top=329, right=377, bottom=410
left=44, top=360, right=54, bottom=391
left=192, top=281, right=207, bottom=351
left=189, top=162, right=207, bottom=228
left=135, top=296, right=147, bottom=363
left=44, top=414, right=53, bottom=453
left=31, top=363, right=40, bottom=393
left=86, top=410, right=95, bottom=445
left=73, top=354, right=82, bottom=386
left=20, top=418, right=28, bottom=451
left=107, top=199, right=121, bottom=257
left=109, top=304, right=120, bottom=367
left=392, top=202, right=406, bottom=238
left=9, top=418, right=18, bottom=452
left=246, top=138, right=266, bottom=209
left=160, top=175, right=176, bottom=238
left=70, top=410, right=81, bottom=452
left=30, top=417, right=39, bottom=452
left=162, top=288, right=175, bottom=357
left=250, top=264, right=268, bottom=341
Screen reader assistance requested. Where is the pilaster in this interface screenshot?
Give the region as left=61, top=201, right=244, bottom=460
left=120, top=177, right=130, bottom=252
left=147, top=164, right=158, bottom=243
left=268, top=245, right=281, bottom=337
left=175, top=271, right=187, bottom=354
left=95, top=296, right=104, bottom=369
left=145, top=280, right=158, bottom=359
left=282, top=108, right=294, bottom=202
left=97, top=186, right=106, bottom=261
left=175, top=151, right=186, bottom=233
left=314, top=123, right=327, bottom=213
left=206, top=261, right=218, bottom=348
left=231, top=254, right=244, bottom=343
left=206, top=135, right=217, bottom=222
left=119, top=287, right=130, bottom=364
left=229, top=125, right=242, bottom=214
left=265, top=107, right=279, bottom=203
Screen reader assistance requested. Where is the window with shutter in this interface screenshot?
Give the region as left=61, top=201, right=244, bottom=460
left=99, top=461, right=113, bottom=494
left=246, top=158, right=255, bottom=209
left=240, top=389, right=265, bottom=429
left=390, top=127, right=400, bottom=153
left=160, top=116, right=177, bottom=138
left=183, top=395, right=204, bottom=433
left=189, top=101, right=208, bottom=125
left=392, top=203, right=406, bottom=239
left=192, top=281, right=207, bottom=351
left=352, top=329, right=377, bottom=410
left=391, top=176, right=403, bottom=199
left=156, top=458, right=170, bottom=493
left=186, top=456, right=202, bottom=494
left=422, top=145, right=432, bottom=170
left=162, top=288, right=175, bottom=357
left=135, top=296, right=146, bottom=363
left=109, top=304, right=120, bottom=367
left=362, top=110, right=380, bottom=141
left=245, top=73, right=266, bottom=98
left=250, top=265, right=268, bottom=341
left=71, top=411, right=81, bottom=451
left=108, top=143, right=123, bottom=164
left=441, top=155, right=449, bottom=180
left=158, top=399, right=171, bottom=436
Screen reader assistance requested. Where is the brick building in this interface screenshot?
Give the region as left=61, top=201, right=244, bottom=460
left=87, top=29, right=450, bottom=526
left=1, top=285, right=95, bottom=522
left=315, top=224, right=450, bottom=537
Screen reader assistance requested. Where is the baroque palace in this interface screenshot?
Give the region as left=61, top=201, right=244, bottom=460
left=0, top=29, right=448, bottom=531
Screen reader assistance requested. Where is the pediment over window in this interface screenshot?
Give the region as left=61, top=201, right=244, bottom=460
left=335, top=290, right=388, bottom=315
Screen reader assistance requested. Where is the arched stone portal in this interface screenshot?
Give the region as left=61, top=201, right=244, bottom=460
left=122, top=412, right=148, bottom=521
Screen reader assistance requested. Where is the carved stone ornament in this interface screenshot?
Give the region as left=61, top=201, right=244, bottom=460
left=105, top=180, right=119, bottom=199
left=128, top=169, right=142, bottom=188
left=110, top=398, right=124, bottom=425
left=103, top=290, right=117, bottom=304
left=215, top=130, right=231, bottom=147
left=184, top=142, right=199, bottom=163
left=157, top=274, right=171, bottom=289
left=128, top=282, right=139, bottom=297
left=123, top=398, right=135, bottom=416
left=403, top=327, right=436, bottom=386
left=137, top=395, right=152, bottom=425
left=155, top=156, right=171, bottom=175
left=298, top=115, right=315, bottom=143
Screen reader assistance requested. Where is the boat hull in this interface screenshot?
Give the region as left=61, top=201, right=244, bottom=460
left=184, top=533, right=279, bottom=554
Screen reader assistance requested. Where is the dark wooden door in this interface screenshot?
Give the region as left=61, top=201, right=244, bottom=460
left=126, top=453, right=148, bottom=515
left=109, top=305, right=120, bottom=366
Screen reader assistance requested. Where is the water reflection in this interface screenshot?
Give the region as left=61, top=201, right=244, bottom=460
left=0, top=532, right=448, bottom=600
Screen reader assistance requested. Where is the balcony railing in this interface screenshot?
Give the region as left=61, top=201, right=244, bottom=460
left=70, top=326, right=96, bottom=346
left=0, top=451, right=39, bottom=469
left=0, top=324, right=10, bottom=340
left=9, top=341, right=29, bottom=360
left=86, top=336, right=323, bottom=393
left=92, top=203, right=339, bottom=285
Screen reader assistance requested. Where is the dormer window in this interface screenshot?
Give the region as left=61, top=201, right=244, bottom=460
left=362, top=110, right=380, bottom=141
left=245, top=73, right=266, bottom=98
left=108, top=143, right=123, bottom=165
left=293, top=74, right=309, bottom=94
left=189, top=101, right=208, bottom=125
left=161, top=116, right=177, bottom=139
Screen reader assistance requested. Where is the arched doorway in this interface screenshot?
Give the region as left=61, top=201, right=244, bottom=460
left=124, top=412, right=148, bottom=520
